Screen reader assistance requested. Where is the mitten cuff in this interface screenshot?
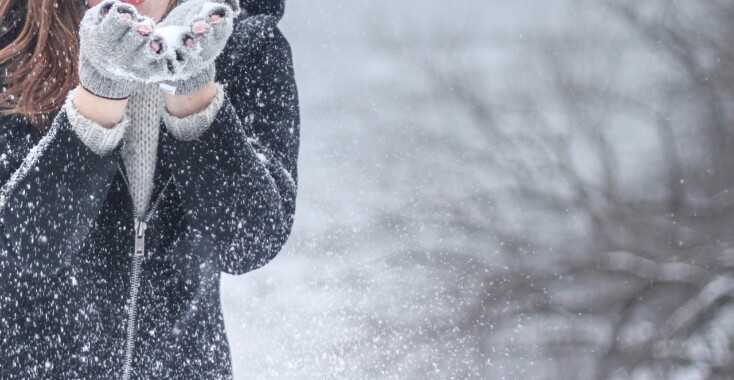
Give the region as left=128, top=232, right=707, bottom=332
left=65, top=86, right=129, bottom=156
left=161, top=63, right=216, bottom=96
left=162, top=82, right=225, bottom=141
left=78, top=55, right=138, bottom=100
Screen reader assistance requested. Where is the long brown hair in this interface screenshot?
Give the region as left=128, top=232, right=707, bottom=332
left=0, top=0, right=177, bottom=133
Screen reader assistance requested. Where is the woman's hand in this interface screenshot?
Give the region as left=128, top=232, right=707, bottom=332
left=155, top=0, right=242, bottom=95
left=77, top=0, right=168, bottom=99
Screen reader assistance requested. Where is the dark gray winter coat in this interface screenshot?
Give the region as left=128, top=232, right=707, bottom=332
left=0, top=0, right=299, bottom=378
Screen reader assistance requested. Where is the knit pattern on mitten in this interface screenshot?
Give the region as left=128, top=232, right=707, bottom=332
left=78, top=0, right=168, bottom=98
left=155, top=0, right=242, bottom=94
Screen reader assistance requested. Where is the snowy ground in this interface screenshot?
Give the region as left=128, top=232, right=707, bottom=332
left=221, top=1, right=568, bottom=378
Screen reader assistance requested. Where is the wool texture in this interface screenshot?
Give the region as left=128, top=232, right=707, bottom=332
left=162, top=82, right=225, bottom=141
left=64, top=86, right=129, bottom=156
left=64, top=82, right=225, bottom=217
left=156, top=0, right=241, bottom=94
left=78, top=1, right=161, bottom=99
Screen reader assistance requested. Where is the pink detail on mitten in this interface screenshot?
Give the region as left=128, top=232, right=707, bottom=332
left=137, top=23, right=152, bottom=36
left=192, top=21, right=209, bottom=35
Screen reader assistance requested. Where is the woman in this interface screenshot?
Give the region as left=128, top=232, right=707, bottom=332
left=0, top=0, right=299, bottom=378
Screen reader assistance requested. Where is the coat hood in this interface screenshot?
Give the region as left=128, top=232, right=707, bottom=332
left=241, top=0, right=285, bottom=22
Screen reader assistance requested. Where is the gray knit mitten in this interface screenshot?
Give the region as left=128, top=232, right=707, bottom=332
left=78, top=0, right=169, bottom=99
left=155, top=0, right=242, bottom=95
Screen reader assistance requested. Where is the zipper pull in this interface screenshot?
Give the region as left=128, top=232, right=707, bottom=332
left=134, top=219, right=147, bottom=258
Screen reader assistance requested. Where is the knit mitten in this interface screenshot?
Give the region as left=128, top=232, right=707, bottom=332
left=155, top=0, right=242, bottom=95
left=78, top=0, right=169, bottom=99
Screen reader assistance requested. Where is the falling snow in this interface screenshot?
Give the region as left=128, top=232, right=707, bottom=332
left=2, top=0, right=734, bottom=379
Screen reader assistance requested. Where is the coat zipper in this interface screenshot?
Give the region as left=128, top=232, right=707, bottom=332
left=117, top=162, right=173, bottom=380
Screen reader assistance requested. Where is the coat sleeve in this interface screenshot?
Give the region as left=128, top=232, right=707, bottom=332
left=161, top=14, right=300, bottom=275
left=0, top=107, right=123, bottom=275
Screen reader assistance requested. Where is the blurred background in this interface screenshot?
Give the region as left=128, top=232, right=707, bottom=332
left=222, top=1, right=734, bottom=378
